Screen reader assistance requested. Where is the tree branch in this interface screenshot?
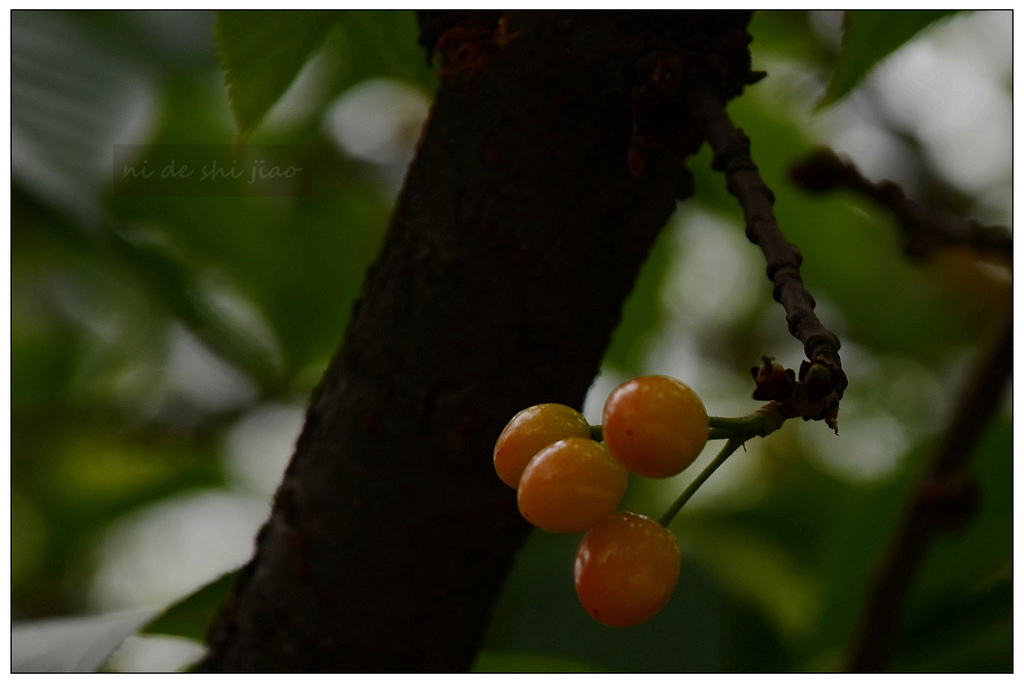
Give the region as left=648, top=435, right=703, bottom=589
left=693, top=89, right=847, bottom=429
left=784, top=143, right=1012, bottom=672
left=200, top=12, right=759, bottom=671
left=790, top=148, right=1012, bottom=263
left=845, top=294, right=1011, bottom=672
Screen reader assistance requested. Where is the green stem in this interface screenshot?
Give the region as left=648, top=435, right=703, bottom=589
left=708, top=415, right=752, bottom=430
left=709, top=408, right=781, bottom=440
left=657, top=437, right=744, bottom=527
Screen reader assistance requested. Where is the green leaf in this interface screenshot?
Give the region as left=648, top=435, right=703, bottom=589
left=820, top=10, right=960, bottom=107
left=12, top=609, right=160, bottom=672
left=144, top=569, right=240, bottom=642
left=215, top=10, right=340, bottom=142
left=334, top=11, right=438, bottom=94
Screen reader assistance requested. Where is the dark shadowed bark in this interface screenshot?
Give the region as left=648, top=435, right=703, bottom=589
left=201, top=10, right=757, bottom=671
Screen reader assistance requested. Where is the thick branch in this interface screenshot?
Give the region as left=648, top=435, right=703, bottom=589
left=845, top=295, right=1012, bottom=672
left=200, top=12, right=757, bottom=672
left=694, top=89, right=846, bottom=425
left=790, top=148, right=1012, bottom=263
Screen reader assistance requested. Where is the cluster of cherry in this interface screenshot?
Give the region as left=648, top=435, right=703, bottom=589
left=493, top=375, right=710, bottom=627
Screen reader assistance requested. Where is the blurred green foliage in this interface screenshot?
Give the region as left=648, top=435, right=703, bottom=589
left=11, top=10, right=1011, bottom=672
left=821, top=11, right=960, bottom=107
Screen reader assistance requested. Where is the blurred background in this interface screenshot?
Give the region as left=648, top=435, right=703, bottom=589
left=10, top=10, right=1012, bottom=672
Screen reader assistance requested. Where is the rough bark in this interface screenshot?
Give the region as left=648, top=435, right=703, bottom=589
left=201, top=10, right=756, bottom=671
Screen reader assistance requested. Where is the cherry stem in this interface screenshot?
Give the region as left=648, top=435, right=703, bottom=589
left=657, top=409, right=784, bottom=527
left=594, top=408, right=784, bottom=526
left=658, top=437, right=743, bottom=527
left=709, top=412, right=778, bottom=439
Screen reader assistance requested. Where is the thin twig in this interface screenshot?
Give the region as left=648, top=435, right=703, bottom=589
left=658, top=437, right=743, bottom=527
left=790, top=148, right=1012, bottom=263
left=694, top=89, right=847, bottom=427
left=786, top=144, right=1013, bottom=670
left=845, top=295, right=1012, bottom=672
